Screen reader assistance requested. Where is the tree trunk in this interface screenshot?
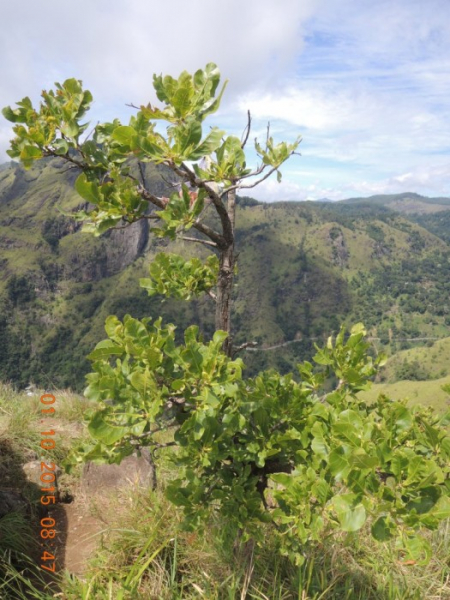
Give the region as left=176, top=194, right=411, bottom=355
left=215, top=244, right=234, bottom=356
left=215, top=189, right=236, bottom=357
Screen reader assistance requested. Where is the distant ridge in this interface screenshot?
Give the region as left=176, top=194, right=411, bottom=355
left=339, top=192, right=450, bottom=214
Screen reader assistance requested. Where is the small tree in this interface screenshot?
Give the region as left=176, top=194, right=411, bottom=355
left=3, top=65, right=450, bottom=564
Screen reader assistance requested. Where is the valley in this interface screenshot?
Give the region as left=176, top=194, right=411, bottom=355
left=1, top=158, right=450, bottom=404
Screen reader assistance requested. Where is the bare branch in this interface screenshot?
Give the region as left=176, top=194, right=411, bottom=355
left=181, top=236, right=218, bottom=249
left=83, top=121, right=99, bottom=143
left=241, top=110, right=252, bottom=149
left=58, top=164, right=80, bottom=176
left=231, top=341, right=258, bottom=358
left=110, top=222, right=134, bottom=231
left=231, top=165, right=279, bottom=191
left=43, top=147, right=85, bottom=169
left=206, top=290, right=217, bottom=301
left=224, top=149, right=298, bottom=195
left=142, top=213, right=162, bottom=220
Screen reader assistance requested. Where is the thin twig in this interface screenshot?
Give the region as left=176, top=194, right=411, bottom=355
left=181, top=236, right=218, bottom=248
left=241, top=110, right=252, bottom=149
left=231, top=341, right=258, bottom=358
left=43, top=148, right=85, bottom=169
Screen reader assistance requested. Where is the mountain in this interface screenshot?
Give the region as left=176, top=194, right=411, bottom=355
left=1, top=160, right=450, bottom=390
left=341, top=192, right=450, bottom=215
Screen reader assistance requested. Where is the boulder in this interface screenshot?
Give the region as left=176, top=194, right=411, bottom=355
left=82, top=449, right=155, bottom=493
left=22, top=460, right=62, bottom=489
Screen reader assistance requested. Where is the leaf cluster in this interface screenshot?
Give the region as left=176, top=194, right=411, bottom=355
left=66, top=320, right=450, bottom=565
left=140, top=253, right=219, bottom=300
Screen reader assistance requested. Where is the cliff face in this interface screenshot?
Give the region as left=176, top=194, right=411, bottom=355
left=106, top=219, right=149, bottom=275
left=0, top=159, right=170, bottom=286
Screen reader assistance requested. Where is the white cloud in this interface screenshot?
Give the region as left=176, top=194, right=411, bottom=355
left=1, top=0, right=450, bottom=200
left=0, top=0, right=320, bottom=158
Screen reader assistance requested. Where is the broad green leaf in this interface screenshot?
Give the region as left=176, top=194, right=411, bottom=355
left=332, top=495, right=366, bottom=532
left=75, top=173, right=100, bottom=204
left=2, top=106, right=25, bottom=123
left=112, top=125, right=136, bottom=145
left=129, top=370, right=155, bottom=396
left=87, top=339, right=123, bottom=360
left=431, top=495, right=450, bottom=520
left=88, top=411, right=130, bottom=445
left=329, top=447, right=351, bottom=480
left=371, top=516, right=394, bottom=541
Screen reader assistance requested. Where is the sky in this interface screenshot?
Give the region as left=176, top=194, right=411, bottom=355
left=1, top=0, right=449, bottom=201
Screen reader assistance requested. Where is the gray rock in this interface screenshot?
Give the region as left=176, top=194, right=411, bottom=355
left=22, top=460, right=62, bottom=488
left=82, top=449, right=155, bottom=493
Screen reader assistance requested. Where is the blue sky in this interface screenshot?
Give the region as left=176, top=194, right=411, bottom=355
left=1, top=0, right=449, bottom=201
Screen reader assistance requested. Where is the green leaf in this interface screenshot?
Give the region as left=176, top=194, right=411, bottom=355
left=431, top=495, right=450, bottom=520
left=2, top=106, right=24, bottom=123
left=332, top=495, right=366, bottom=532
left=189, top=128, right=225, bottom=160
left=20, top=145, right=42, bottom=161
left=112, top=125, right=136, bottom=145
left=129, top=370, right=155, bottom=396
left=329, top=447, right=351, bottom=480
left=75, top=173, right=100, bottom=204
left=371, top=516, right=394, bottom=541
left=87, top=340, right=123, bottom=360
left=52, top=138, right=69, bottom=155
left=350, top=449, right=378, bottom=470
left=88, top=411, right=130, bottom=445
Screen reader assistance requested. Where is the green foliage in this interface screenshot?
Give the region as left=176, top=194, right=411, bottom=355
left=65, top=321, right=450, bottom=565
left=4, top=62, right=450, bottom=570
left=6, top=274, right=36, bottom=306
left=140, top=252, right=219, bottom=300
left=2, top=78, right=92, bottom=167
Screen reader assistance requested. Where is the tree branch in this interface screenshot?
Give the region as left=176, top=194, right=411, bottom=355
left=43, top=147, right=85, bottom=169
left=170, top=161, right=234, bottom=246
left=181, top=236, right=218, bottom=249
left=224, top=158, right=294, bottom=195
left=137, top=184, right=226, bottom=247
left=231, top=341, right=258, bottom=358
left=241, top=110, right=252, bottom=149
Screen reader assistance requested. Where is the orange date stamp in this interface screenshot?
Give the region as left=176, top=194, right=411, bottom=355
left=39, top=393, right=57, bottom=574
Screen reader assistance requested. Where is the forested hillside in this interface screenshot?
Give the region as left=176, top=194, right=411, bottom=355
left=1, top=158, right=450, bottom=390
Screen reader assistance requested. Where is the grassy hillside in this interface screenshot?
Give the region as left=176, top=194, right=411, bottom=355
left=1, top=383, right=449, bottom=599
left=2, top=160, right=450, bottom=390
left=378, top=337, right=450, bottom=382
left=341, top=192, right=450, bottom=214
left=360, top=376, right=450, bottom=412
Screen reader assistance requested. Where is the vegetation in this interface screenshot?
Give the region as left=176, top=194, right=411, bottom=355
left=2, top=62, right=450, bottom=576
left=2, top=165, right=450, bottom=390
left=0, top=383, right=449, bottom=599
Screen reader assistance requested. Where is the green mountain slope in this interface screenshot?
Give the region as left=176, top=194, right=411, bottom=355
left=2, top=160, right=450, bottom=390
left=377, top=336, right=450, bottom=382
left=341, top=192, right=450, bottom=214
